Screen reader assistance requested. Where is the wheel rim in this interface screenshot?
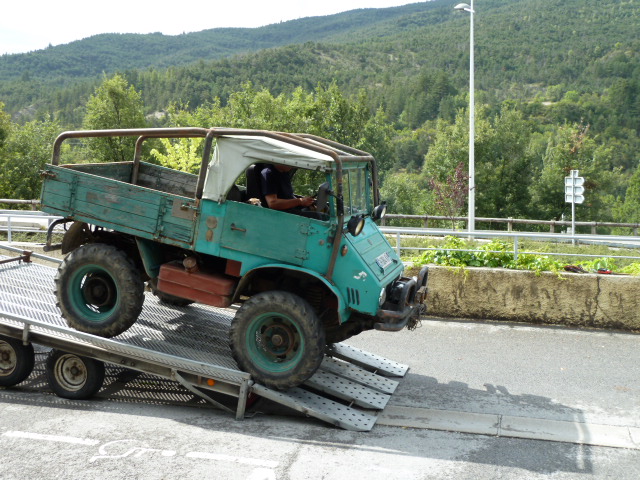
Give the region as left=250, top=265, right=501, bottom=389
left=246, top=312, right=305, bottom=374
left=68, top=264, right=120, bottom=323
left=0, top=341, right=17, bottom=376
left=54, top=354, right=88, bottom=391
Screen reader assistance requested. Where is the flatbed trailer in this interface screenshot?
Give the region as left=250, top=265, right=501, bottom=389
left=0, top=251, right=408, bottom=431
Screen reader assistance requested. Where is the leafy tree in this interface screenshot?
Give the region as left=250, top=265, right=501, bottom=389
left=390, top=125, right=434, bottom=172
left=82, top=74, right=147, bottom=162
left=614, top=167, right=640, bottom=226
left=0, top=117, right=61, bottom=200
left=474, top=108, right=536, bottom=220
left=0, top=102, right=11, bottom=149
left=150, top=138, right=203, bottom=174
left=528, top=123, right=620, bottom=223
left=379, top=171, right=433, bottom=227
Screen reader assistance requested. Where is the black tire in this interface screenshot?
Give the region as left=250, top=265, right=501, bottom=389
left=45, top=350, right=105, bottom=400
left=230, top=291, right=325, bottom=390
left=0, top=336, right=35, bottom=387
left=54, top=243, right=144, bottom=337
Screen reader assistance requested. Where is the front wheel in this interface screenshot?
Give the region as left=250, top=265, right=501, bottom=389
left=230, top=291, right=325, bottom=390
left=55, top=243, right=144, bottom=337
left=45, top=350, right=105, bottom=400
left=0, top=336, right=35, bottom=387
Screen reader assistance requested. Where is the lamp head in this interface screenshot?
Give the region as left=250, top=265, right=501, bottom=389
left=454, top=3, right=474, bottom=13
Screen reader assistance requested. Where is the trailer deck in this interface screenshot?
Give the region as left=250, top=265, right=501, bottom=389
left=0, top=253, right=408, bottom=431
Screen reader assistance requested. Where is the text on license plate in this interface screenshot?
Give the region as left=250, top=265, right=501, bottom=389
left=375, top=252, right=393, bottom=270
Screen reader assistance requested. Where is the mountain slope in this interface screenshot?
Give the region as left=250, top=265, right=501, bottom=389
left=0, top=2, right=431, bottom=82
left=1, top=0, right=637, bottom=129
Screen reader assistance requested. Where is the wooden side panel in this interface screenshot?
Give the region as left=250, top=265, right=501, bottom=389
left=137, top=162, right=198, bottom=198
left=62, top=162, right=133, bottom=182
left=40, top=165, right=196, bottom=246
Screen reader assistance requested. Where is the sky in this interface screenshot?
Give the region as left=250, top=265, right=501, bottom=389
left=1, top=0, right=418, bottom=55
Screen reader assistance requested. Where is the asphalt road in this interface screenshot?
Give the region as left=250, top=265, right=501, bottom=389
left=1, top=317, right=639, bottom=480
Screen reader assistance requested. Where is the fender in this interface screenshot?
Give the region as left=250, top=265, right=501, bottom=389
left=233, top=264, right=350, bottom=323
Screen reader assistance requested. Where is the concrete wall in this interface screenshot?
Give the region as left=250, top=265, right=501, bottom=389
left=425, top=266, right=640, bottom=331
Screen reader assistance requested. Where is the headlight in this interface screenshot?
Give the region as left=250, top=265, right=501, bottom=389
left=379, top=287, right=387, bottom=307
left=346, top=214, right=365, bottom=237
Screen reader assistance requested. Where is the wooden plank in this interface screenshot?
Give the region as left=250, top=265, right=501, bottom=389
left=137, top=170, right=197, bottom=198
left=76, top=185, right=161, bottom=219
left=63, top=162, right=133, bottom=182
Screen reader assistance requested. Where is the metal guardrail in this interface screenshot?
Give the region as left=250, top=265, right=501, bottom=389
left=382, top=214, right=640, bottom=236
left=380, top=227, right=640, bottom=263
left=3, top=210, right=640, bottom=264
left=0, top=210, right=63, bottom=243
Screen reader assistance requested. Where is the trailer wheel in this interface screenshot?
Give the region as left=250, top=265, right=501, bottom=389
left=0, top=336, right=35, bottom=387
left=55, top=243, right=144, bottom=337
left=230, top=291, right=325, bottom=390
left=45, top=350, right=105, bottom=400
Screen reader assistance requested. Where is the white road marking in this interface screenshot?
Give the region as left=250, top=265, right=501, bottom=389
left=2, top=430, right=100, bottom=446
left=2, top=430, right=280, bottom=475
left=186, top=451, right=278, bottom=468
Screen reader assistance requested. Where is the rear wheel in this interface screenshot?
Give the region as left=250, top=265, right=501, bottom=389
left=0, top=336, right=35, bottom=387
left=230, top=291, right=325, bottom=390
left=45, top=350, right=105, bottom=400
left=55, top=243, right=144, bottom=337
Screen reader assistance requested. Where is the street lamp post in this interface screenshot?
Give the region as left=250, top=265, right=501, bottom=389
left=454, top=1, right=475, bottom=233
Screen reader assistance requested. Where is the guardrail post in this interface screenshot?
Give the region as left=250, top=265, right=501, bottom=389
left=424, top=216, right=429, bottom=228
left=508, top=218, right=513, bottom=232
left=549, top=221, right=555, bottom=234
left=7, top=215, right=12, bottom=243
left=396, top=232, right=401, bottom=257
left=513, top=236, right=519, bottom=262
left=591, top=223, right=596, bottom=235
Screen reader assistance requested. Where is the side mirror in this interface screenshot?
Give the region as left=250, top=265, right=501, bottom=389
left=371, top=202, right=387, bottom=221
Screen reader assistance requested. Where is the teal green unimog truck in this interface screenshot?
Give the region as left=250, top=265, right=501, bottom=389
left=40, top=128, right=427, bottom=390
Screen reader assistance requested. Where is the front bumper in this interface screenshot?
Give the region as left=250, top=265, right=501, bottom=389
left=373, top=266, right=428, bottom=332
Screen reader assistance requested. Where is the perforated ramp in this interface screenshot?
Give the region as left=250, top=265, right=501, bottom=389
left=0, top=254, right=408, bottom=431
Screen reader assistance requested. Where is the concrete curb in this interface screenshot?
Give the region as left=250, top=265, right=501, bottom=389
left=424, top=266, right=640, bottom=331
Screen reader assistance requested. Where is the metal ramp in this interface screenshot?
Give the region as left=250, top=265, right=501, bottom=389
left=0, top=253, right=407, bottom=431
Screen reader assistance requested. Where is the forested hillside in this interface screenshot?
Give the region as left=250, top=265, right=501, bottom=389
left=0, top=0, right=639, bottom=230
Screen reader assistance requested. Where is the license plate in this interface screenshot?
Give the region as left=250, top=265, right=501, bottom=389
left=375, top=252, right=393, bottom=271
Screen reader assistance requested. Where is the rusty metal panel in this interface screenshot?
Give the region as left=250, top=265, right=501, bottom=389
left=157, top=262, right=236, bottom=308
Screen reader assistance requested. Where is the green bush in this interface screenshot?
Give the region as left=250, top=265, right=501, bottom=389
left=413, top=236, right=640, bottom=275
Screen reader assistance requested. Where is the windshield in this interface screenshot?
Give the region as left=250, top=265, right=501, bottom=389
left=341, top=164, right=372, bottom=218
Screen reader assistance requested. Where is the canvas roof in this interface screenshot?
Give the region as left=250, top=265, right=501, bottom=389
left=202, top=135, right=334, bottom=202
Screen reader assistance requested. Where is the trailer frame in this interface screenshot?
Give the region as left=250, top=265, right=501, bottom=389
left=0, top=250, right=408, bottom=431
